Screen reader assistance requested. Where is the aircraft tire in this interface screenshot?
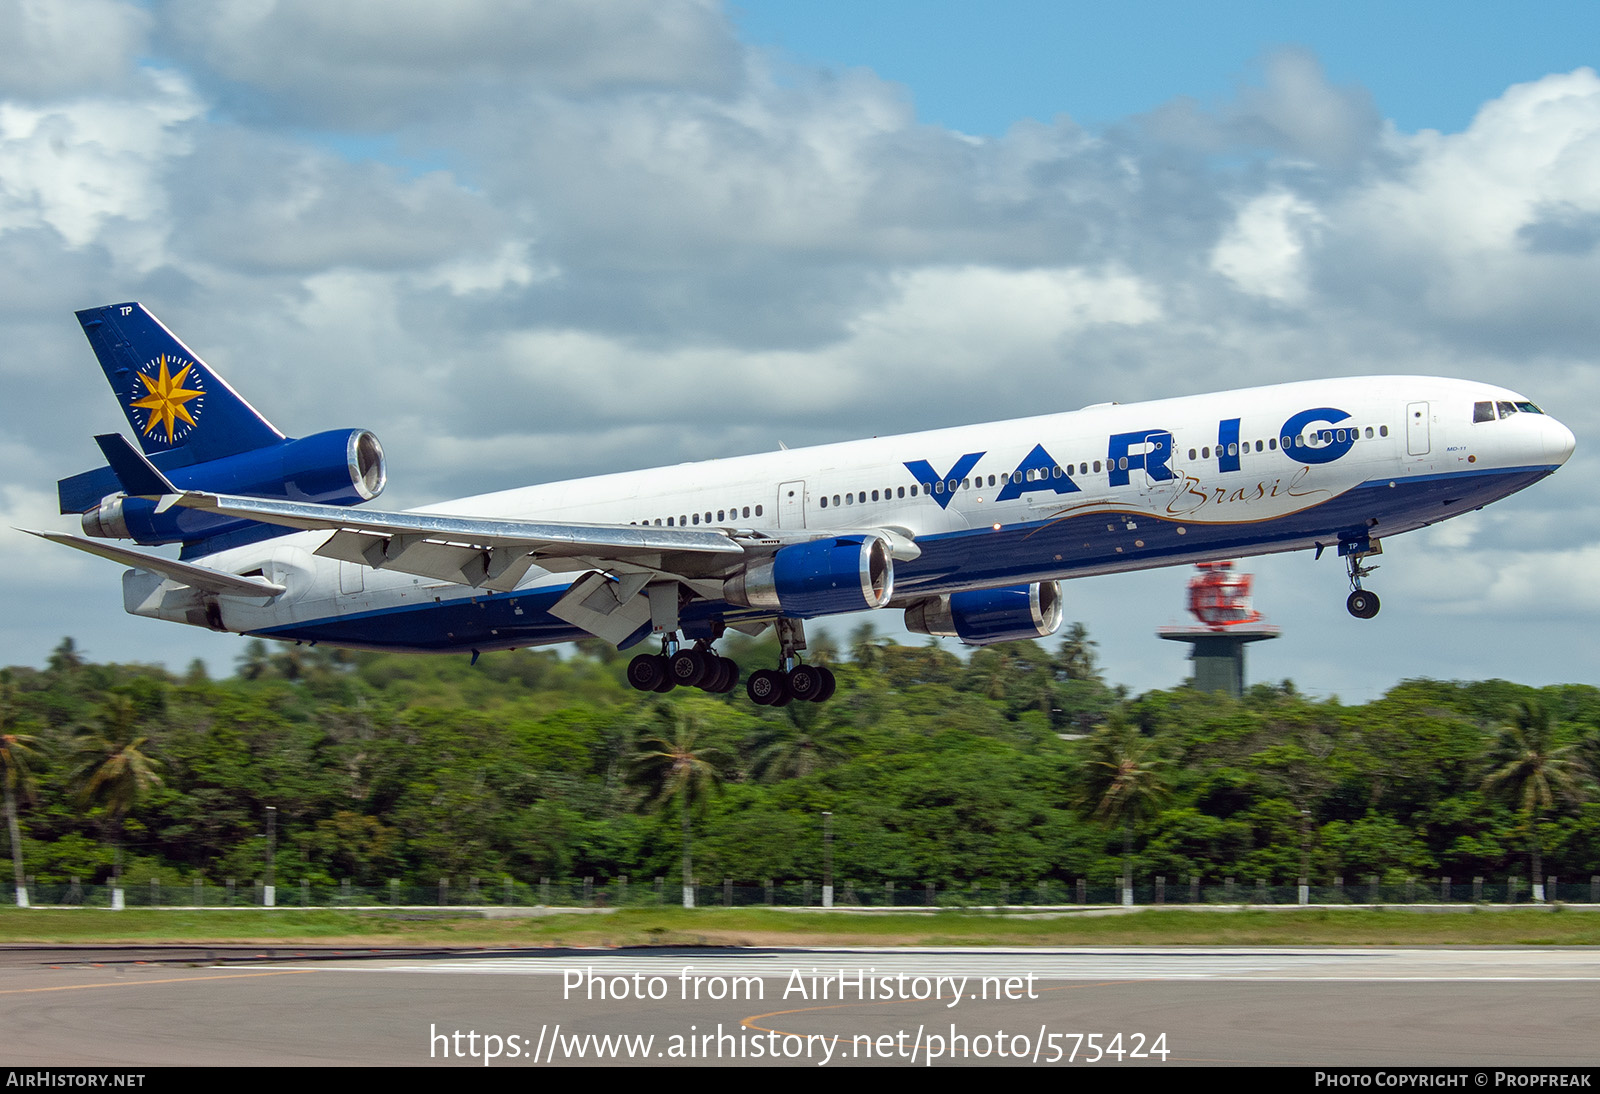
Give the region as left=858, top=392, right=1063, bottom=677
left=713, top=657, right=741, bottom=694
left=787, top=664, right=825, bottom=702
left=814, top=666, right=837, bottom=702
left=626, top=653, right=665, bottom=692
left=670, top=649, right=710, bottom=688
left=1346, top=590, right=1380, bottom=619
left=747, top=669, right=788, bottom=706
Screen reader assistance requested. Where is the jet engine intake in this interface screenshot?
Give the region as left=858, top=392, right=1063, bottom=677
left=904, top=581, right=1064, bottom=645
left=80, top=429, right=386, bottom=545
left=724, top=535, right=894, bottom=616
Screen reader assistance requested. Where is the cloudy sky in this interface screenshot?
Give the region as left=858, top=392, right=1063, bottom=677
left=3, top=0, right=1598, bottom=699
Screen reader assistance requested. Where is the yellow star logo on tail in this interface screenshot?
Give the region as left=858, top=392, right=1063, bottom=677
left=129, top=354, right=203, bottom=443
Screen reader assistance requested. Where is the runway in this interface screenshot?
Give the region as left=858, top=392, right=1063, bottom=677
left=4, top=947, right=1598, bottom=1066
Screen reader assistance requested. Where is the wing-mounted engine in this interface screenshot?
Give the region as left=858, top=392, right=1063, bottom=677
left=904, top=580, right=1063, bottom=645
left=723, top=534, right=894, bottom=616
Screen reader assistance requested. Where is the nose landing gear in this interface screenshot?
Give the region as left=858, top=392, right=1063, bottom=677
left=1342, top=538, right=1382, bottom=619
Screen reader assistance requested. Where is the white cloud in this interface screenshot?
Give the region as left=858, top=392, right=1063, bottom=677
left=161, top=0, right=741, bottom=127
left=1328, top=69, right=1600, bottom=332
left=1211, top=190, right=1324, bottom=302
left=0, top=0, right=151, bottom=98
left=0, top=69, right=200, bottom=262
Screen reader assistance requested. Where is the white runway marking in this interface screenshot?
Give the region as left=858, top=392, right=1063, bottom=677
left=234, top=948, right=1600, bottom=982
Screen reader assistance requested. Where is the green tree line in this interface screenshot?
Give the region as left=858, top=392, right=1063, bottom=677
left=3, top=627, right=1598, bottom=894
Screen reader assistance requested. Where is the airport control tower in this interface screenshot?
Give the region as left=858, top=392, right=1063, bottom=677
left=1157, top=562, right=1280, bottom=697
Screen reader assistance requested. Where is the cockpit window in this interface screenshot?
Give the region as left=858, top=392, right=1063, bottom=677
left=1497, top=401, right=1516, bottom=419
left=1515, top=401, right=1544, bottom=415
left=1473, top=401, right=1495, bottom=423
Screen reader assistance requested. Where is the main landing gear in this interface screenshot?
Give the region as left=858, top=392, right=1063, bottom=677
left=624, top=618, right=838, bottom=705
left=746, top=618, right=836, bottom=707
left=626, top=640, right=741, bottom=695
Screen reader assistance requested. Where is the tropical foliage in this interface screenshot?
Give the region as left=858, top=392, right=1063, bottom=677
left=1, top=629, right=1597, bottom=896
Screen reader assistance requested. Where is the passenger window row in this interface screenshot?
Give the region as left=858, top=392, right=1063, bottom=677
left=1187, top=425, right=1388, bottom=460
left=635, top=424, right=1400, bottom=527
left=633, top=505, right=763, bottom=528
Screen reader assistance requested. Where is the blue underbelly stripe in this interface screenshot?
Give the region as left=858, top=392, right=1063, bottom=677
left=253, top=465, right=1556, bottom=652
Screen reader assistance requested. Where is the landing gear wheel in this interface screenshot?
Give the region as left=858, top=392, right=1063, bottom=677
left=1346, top=589, right=1380, bottom=619
left=669, top=649, right=710, bottom=688
left=626, top=653, right=666, bottom=692
left=747, top=669, right=790, bottom=706
left=814, top=666, right=837, bottom=702
left=711, top=657, right=741, bottom=694
left=786, top=664, right=826, bottom=702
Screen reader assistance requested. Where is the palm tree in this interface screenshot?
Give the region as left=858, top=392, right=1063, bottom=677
left=73, top=694, right=162, bottom=902
left=0, top=678, right=43, bottom=907
left=747, top=703, right=857, bottom=781
left=631, top=707, right=723, bottom=908
left=1077, top=720, right=1169, bottom=906
left=1056, top=623, right=1101, bottom=682
left=1482, top=699, right=1587, bottom=901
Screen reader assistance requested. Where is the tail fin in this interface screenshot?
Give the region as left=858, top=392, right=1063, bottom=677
left=75, top=303, right=284, bottom=462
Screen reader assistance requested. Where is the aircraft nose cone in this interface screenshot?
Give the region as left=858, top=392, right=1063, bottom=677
left=1546, top=417, right=1577, bottom=465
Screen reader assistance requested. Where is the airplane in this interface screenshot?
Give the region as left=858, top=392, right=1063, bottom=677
left=32, top=303, right=1576, bottom=705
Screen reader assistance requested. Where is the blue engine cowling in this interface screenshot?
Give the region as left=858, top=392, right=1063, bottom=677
left=904, top=581, right=1063, bottom=646
left=81, top=428, right=385, bottom=546
left=724, top=535, right=894, bottom=616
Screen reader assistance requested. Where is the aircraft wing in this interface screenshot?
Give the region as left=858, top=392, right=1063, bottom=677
left=161, top=491, right=757, bottom=592
left=23, top=528, right=286, bottom=598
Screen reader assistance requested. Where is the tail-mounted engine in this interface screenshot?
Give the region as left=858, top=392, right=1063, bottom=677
left=77, top=429, right=385, bottom=545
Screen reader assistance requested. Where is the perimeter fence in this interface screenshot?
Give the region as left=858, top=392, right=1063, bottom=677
left=14, top=874, right=1600, bottom=909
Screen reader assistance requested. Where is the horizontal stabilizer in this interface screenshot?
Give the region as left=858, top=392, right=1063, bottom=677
left=23, top=529, right=285, bottom=597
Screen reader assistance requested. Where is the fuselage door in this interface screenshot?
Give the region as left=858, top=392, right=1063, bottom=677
left=1407, top=402, right=1430, bottom=456
left=778, top=480, right=806, bottom=529
left=1140, top=430, right=1180, bottom=509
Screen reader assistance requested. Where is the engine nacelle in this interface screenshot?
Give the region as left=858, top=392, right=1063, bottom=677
left=904, top=581, right=1064, bottom=646
left=724, top=535, right=894, bottom=616
left=82, top=429, right=385, bottom=545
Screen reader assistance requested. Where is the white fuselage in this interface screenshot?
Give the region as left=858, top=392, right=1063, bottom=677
left=128, top=375, right=1572, bottom=652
